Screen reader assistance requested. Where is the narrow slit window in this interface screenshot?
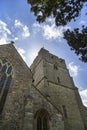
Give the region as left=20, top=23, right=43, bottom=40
left=62, top=105, right=67, bottom=118
left=57, top=77, right=60, bottom=83
left=54, top=62, right=58, bottom=70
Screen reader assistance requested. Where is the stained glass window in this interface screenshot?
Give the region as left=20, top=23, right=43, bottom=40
left=0, top=74, right=6, bottom=94
left=2, top=59, right=7, bottom=64
left=2, top=64, right=7, bottom=73
left=7, top=66, right=12, bottom=74
left=0, top=59, right=13, bottom=114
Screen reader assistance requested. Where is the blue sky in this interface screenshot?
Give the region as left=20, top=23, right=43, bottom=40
left=0, top=0, right=87, bottom=106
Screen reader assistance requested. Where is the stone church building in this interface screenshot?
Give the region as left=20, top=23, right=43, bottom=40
left=0, top=43, right=87, bottom=130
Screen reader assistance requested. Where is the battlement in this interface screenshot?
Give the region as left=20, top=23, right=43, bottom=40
left=31, top=48, right=75, bottom=89
left=31, top=48, right=67, bottom=71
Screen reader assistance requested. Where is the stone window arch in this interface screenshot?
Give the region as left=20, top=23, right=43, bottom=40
left=34, top=109, right=50, bottom=130
left=0, top=59, right=13, bottom=114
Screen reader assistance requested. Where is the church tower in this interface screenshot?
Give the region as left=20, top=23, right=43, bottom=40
left=30, top=48, right=85, bottom=130
left=0, top=44, right=87, bottom=130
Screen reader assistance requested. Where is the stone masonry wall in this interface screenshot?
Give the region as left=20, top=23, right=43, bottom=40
left=0, top=44, right=32, bottom=130
left=31, top=48, right=85, bottom=130
left=23, top=85, right=64, bottom=130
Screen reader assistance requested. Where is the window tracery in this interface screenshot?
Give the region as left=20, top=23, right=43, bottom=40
left=0, top=59, right=13, bottom=114
left=35, top=109, right=50, bottom=130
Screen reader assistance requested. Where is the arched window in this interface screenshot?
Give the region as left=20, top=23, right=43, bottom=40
left=35, top=109, right=50, bottom=130
left=0, top=59, right=13, bottom=114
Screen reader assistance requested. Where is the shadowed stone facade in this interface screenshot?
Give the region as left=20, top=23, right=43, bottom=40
left=0, top=43, right=87, bottom=130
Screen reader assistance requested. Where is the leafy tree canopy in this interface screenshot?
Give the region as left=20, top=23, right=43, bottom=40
left=64, top=26, right=87, bottom=62
left=28, top=0, right=87, bottom=62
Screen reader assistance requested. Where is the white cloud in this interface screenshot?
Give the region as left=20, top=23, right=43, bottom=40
left=14, top=19, right=30, bottom=38
left=33, top=18, right=71, bottom=40
left=79, top=89, right=87, bottom=107
left=43, top=24, right=63, bottom=39
left=17, top=48, right=26, bottom=61
left=14, top=19, right=23, bottom=27
left=0, top=19, right=30, bottom=45
left=17, top=46, right=40, bottom=67
left=0, top=37, right=7, bottom=45
left=22, top=25, right=30, bottom=38
left=28, top=48, right=38, bottom=61
left=0, top=20, right=11, bottom=35
left=0, top=20, right=11, bottom=45
left=68, top=62, right=80, bottom=77
left=26, top=47, right=40, bottom=66
left=14, top=37, right=19, bottom=41
left=79, top=20, right=86, bottom=25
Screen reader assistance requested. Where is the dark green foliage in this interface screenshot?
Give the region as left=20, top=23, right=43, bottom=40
left=64, top=26, right=87, bottom=62
left=27, top=0, right=84, bottom=26
left=27, top=0, right=87, bottom=62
